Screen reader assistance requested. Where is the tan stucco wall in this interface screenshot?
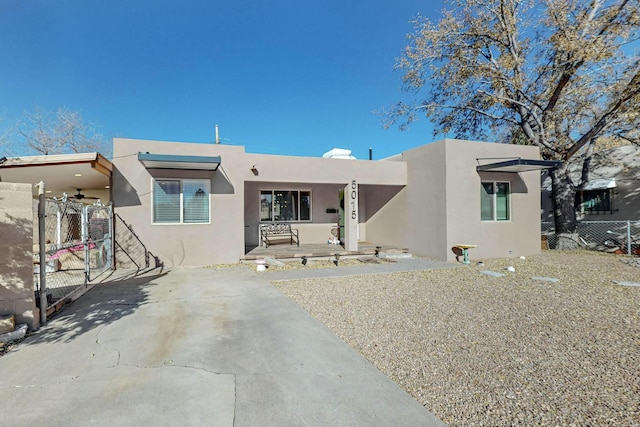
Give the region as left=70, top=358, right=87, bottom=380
left=113, top=138, right=407, bottom=266
left=113, top=139, right=247, bottom=266
left=369, top=139, right=542, bottom=262
left=0, top=182, right=38, bottom=330
left=243, top=153, right=407, bottom=186
left=442, top=139, right=542, bottom=261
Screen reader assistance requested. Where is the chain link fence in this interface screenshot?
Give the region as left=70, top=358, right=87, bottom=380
left=541, top=220, right=640, bottom=255
left=33, top=196, right=113, bottom=313
left=85, top=202, right=113, bottom=280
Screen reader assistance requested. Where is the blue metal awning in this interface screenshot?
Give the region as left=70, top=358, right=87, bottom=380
left=476, top=158, right=562, bottom=173
left=138, top=152, right=221, bottom=170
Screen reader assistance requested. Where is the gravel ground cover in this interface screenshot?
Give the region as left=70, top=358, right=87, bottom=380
left=273, top=251, right=640, bottom=426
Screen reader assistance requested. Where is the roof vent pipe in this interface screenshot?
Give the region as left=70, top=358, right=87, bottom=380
left=215, top=124, right=220, bottom=144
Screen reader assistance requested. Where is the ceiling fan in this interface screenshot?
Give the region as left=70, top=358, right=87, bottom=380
left=73, top=189, right=100, bottom=200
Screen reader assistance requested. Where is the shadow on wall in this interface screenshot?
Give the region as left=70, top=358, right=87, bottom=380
left=114, top=213, right=163, bottom=270
left=21, top=270, right=168, bottom=347
left=478, top=172, right=529, bottom=194
left=0, top=210, right=36, bottom=329
left=144, top=167, right=235, bottom=196
left=111, top=165, right=142, bottom=208
left=212, top=165, right=234, bottom=195
left=511, top=174, right=529, bottom=194
left=360, top=185, right=404, bottom=221
left=111, top=162, right=235, bottom=210
left=618, top=181, right=640, bottom=218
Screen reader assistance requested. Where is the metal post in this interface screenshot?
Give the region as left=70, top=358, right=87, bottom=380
left=83, top=204, right=90, bottom=283
left=627, top=220, right=631, bottom=256
left=37, top=181, right=47, bottom=325
left=56, top=204, right=62, bottom=250
left=108, top=204, right=114, bottom=269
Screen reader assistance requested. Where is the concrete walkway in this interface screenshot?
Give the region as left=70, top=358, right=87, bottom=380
left=0, top=266, right=445, bottom=426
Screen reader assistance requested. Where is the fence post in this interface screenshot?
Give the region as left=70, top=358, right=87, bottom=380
left=627, top=220, right=632, bottom=255
left=83, top=204, right=90, bottom=284
left=56, top=204, right=62, bottom=250
left=37, top=181, right=47, bottom=325
left=107, top=204, right=114, bottom=270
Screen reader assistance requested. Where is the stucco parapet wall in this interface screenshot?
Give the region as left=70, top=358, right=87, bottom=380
left=401, top=138, right=542, bottom=159
left=113, top=138, right=407, bottom=186
left=244, top=153, right=407, bottom=185
left=114, top=138, right=246, bottom=155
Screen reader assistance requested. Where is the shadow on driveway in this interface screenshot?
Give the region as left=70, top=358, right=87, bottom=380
left=24, top=268, right=168, bottom=347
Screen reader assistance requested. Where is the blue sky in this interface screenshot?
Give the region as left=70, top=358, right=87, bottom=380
left=0, top=0, right=443, bottom=159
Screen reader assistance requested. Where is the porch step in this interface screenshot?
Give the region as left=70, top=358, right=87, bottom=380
left=379, top=251, right=412, bottom=259
left=242, top=244, right=411, bottom=261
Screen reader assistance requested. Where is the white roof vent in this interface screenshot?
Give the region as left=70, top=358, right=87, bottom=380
left=322, top=148, right=356, bottom=159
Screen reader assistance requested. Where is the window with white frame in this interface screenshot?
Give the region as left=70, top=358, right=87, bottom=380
left=481, top=182, right=510, bottom=221
left=153, top=179, right=210, bottom=224
left=260, top=190, right=311, bottom=222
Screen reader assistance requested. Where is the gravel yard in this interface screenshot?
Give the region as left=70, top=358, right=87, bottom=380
left=273, top=251, right=640, bottom=426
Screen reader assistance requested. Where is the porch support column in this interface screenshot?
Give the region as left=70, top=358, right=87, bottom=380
left=344, top=180, right=358, bottom=252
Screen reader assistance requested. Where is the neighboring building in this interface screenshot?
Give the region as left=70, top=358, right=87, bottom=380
left=541, top=144, right=640, bottom=221
left=112, top=137, right=551, bottom=266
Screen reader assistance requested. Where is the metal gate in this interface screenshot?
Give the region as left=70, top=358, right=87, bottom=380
left=34, top=194, right=113, bottom=314
left=84, top=201, right=113, bottom=281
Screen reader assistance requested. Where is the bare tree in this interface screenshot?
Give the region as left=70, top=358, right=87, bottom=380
left=0, top=116, right=11, bottom=156
left=15, top=107, right=109, bottom=156
left=386, top=0, right=640, bottom=234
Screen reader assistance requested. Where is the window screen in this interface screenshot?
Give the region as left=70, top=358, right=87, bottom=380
left=153, top=179, right=210, bottom=224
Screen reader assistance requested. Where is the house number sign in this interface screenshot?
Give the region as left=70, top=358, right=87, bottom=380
left=350, top=180, right=357, bottom=220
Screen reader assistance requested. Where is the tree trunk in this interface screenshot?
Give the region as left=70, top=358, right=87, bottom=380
left=550, top=164, right=578, bottom=234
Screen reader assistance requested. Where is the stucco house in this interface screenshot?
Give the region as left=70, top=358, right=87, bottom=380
left=112, top=137, right=554, bottom=266
left=0, top=137, right=556, bottom=327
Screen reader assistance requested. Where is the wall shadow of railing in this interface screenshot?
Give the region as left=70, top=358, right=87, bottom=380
left=114, top=213, right=163, bottom=271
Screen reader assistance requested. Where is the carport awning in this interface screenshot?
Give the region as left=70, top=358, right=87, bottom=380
left=476, top=158, right=562, bottom=173
left=138, top=152, right=221, bottom=170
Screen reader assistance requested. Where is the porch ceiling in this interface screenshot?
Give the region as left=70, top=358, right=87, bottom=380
left=0, top=153, right=111, bottom=199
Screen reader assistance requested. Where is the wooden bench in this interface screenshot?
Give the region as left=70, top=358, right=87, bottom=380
left=260, top=223, right=299, bottom=248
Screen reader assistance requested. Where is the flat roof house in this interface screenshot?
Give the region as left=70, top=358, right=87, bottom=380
left=112, top=137, right=549, bottom=266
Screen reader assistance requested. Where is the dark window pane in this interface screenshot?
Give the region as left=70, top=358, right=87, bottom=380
left=260, top=191, right=273, bottom=221
left=496, top=182, right=510, bottom=221
left=300, top=191, right=311, bottom=221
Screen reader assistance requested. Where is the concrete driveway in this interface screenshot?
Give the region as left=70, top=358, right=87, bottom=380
left=0, top=266, right=444, bottom=426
